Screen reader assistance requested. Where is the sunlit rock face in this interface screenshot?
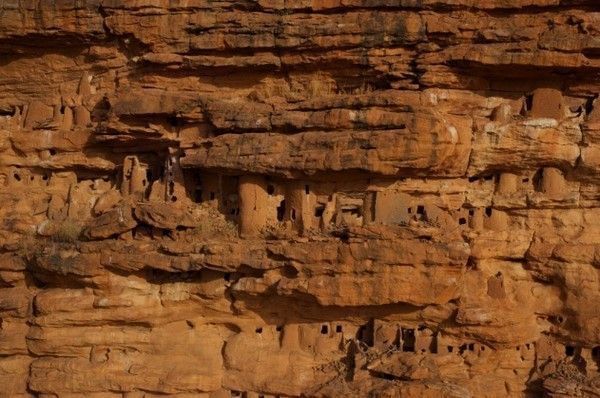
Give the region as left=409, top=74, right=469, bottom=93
left=1, top=1, right=600, bottom=397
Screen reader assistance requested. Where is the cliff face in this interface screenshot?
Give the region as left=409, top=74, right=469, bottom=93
left=1, top=1, right=600, bottom=397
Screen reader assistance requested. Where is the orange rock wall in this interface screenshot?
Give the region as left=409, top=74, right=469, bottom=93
left=1, top=1, right=600, bottom=397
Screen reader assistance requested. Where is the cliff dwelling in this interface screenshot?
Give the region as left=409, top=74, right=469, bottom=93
left=1, top=1, right=600, bottom=397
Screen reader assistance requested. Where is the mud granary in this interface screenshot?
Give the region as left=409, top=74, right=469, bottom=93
left=1, top=1, right=600, bottom=397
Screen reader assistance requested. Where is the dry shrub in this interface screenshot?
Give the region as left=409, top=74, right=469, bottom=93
left=52, top=219, right=83, bottom=243
left=263, top=221, right=295, bottom=240
left=248, top=78, right=293, bottom=102
left=249, top=75, right=374, bottom=102
left=16, top=231, right=41, bottom=259
left=352, top=82, right=374, bottom=95
left=191, top=203, right=238, bottom=238
left=306, top=75, right=336, bottom=98
left=337, top=82, right=375, bottom=95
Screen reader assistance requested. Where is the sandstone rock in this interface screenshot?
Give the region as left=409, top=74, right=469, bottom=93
left=0, top=1, right=599, bottom=397
left=83, top=204, right=137, bottom=240
left=133, top=202, right=197, bottom=230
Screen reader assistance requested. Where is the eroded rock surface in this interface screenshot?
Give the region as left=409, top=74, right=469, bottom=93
left=1, top=1, right=600, bottom=397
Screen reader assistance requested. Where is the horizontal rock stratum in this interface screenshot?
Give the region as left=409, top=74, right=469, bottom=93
left=1, top=1, right=600, bottom=397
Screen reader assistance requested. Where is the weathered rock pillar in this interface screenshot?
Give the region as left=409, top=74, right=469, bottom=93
left=363, top=191, right=375, bottom=224
left=73, top=105, right=91, bottom=127
left=164, top=151, right=187, bottom=203
left=285, top=181, right=312, bottom=233
left=121, top=156, right=147, bottom=199
left=469, top=208, right=485, bottom=231
left=484, top=209, right=508, bottom=232
left=530, top=88, right=564, bottom=120
left=238, top=175, right=269, bottom=237
left=281, top=324, right=300, bottom=350
left=491, top=103, right=512, bottom=123
left=540, top=167, right=565, bottom=198
left=496, top=173, right=518, bottom=195
left=60, top=106, right=73, bottom=130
